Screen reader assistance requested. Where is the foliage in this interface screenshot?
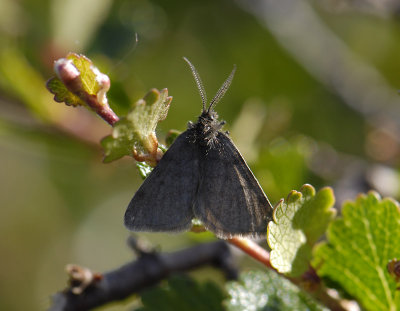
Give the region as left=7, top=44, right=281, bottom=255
left=101, top=88, right=172, bottom=163
left=225, top=270, right=327, bottom=311
left=136, top=161, right=154, bottom=179
left=47, top=77, right=83, bottom=107
left=268, top=184, right=336, bottom=276
left=313, top=192, right=400, bottom=311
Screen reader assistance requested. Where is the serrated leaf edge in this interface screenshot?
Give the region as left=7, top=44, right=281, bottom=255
left=315, top=191, right=400, bottom=311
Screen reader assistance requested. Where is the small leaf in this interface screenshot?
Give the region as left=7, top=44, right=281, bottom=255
left=136, top=161, right=153, bottom=179
left=267, top=184, right=336, bottom=276
left=100, top=120, right=136, bottom=163
left=46, top=77, right=84, bottom=107
left=64, top=53, right=109, bottom=99
left=313, top=191, right=400, bottom=311
left=225, top=270, right=328, bottom=311
left=101, top=88, right=172, bottom=163
left=136, top=275, right=225, bottom=311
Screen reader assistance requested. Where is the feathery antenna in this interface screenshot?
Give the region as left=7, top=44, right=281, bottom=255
left=183, top=57, right=207, bottom=112
left=208, top=65, right=236, bottom=113
left=183, top=57, right=236, bottom=113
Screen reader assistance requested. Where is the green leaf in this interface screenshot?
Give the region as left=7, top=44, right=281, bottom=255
left=46, top=77, right=84, bottom=107
left=136, top=161, right=153, bottom=179
left=136, top=275, right=225, bottom=311
left=225, top=270, right=328, bottom=311
left=100, top=120, right=136, bottom=163
left=267, top=184, right=336, bottom=277
left=313, top=191, right=400, bottom=311
left=101, top=88, right=172, bottom=163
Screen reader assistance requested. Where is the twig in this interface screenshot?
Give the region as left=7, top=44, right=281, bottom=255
left=78, top=91, right=119, bottom=126
left=49, top=240, right=236, bottom=311
left=227, top=237, right=272, bottom=268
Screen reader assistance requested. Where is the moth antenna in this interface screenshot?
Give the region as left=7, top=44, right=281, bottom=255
left=183, top=57, right=208, bottom=112
left=208, top=65, right=236, bottom=113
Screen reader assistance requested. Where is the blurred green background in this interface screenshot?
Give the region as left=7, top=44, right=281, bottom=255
left=1, top=0, right=400, bottom=310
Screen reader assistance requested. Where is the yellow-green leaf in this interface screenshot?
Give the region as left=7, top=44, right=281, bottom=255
left=267, top=184, right=336, bottom=276
left=101, top=88, right=172, bottom=163
left=46, top=77, right=84, bottom=107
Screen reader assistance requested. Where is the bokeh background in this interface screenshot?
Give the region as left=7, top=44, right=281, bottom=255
left=1, top=0, right=400, bottom=310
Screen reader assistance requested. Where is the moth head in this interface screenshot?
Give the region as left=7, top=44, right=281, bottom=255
left=183, top=57, right=236, bottom=114
left=199, top=109, right=218, bottom=123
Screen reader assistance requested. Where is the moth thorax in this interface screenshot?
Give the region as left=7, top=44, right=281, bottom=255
left=188, top=111, right=221, bottom=146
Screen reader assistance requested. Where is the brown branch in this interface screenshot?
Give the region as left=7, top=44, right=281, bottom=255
left=79, top=92, right=119, bottom=126
left=227, top=237, right=272, bottom=268
left=49, top=240, right=236, bottom=311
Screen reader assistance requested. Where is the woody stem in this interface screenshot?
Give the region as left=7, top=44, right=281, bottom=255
left=227, top=237, right=272, bottom=268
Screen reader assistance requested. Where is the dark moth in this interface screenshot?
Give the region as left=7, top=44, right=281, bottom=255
left=124, top=58, right=273, bottom=239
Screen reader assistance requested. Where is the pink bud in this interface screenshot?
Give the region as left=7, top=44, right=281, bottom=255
left=54, top=58, right=82, bottom=93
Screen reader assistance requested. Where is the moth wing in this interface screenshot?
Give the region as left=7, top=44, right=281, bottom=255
left=194, top=132, right=273, bottom=239
left=124, top=131, right=199, bottom=232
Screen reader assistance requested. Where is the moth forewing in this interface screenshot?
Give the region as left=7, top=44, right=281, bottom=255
left=193, top=131, right=273, bottom=239
left=124, top=131, right=198, bottom=232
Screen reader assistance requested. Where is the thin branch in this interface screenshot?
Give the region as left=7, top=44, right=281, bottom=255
left=49, top=240, right=236, bottom=311
left=79, top=91, right=119, bottom=126
left=228, top=237, right=272, bottom=268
